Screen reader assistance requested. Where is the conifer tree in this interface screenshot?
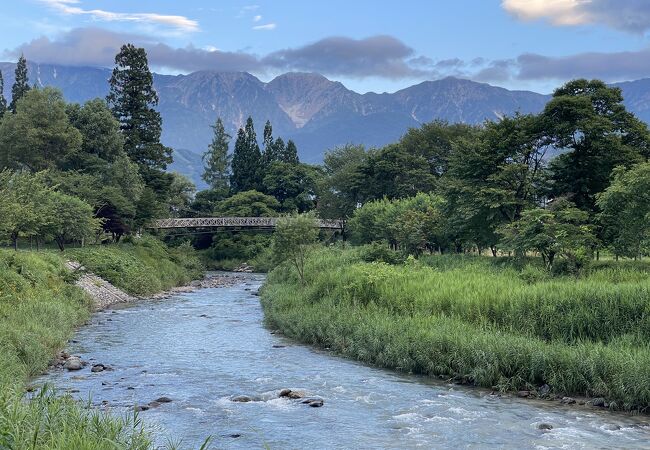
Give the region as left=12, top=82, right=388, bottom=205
left=107, top=44, right=172, bottom=192
left=262, top=120, right=278, bottom=164
left=9, top=55, right=30, bottom=113
left=282, top=139, right=300, bottom=164
left=0, top=71, right=6, bottom=118
left=230, top=116, right=262, bottom=192
left=202, top=117, right=231, bottom=191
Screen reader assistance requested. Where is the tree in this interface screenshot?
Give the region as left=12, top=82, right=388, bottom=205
left=317, top=144, right=368, bottom=219
left=230, top=117, right=262, bottom=192
left=0, top=171, right=52, bottom=250
left=261, top=120, right=278, bottom=164
left=168, top=173, right=196, bottom=217
left=42, top=191, right=101, bottom=251
left=0, top=88, right=82, bottom=171
left=544, top=79, right=649, bottom=213
left=202, top=118, right=231, bottom=191
left=281, top=139, right=299, bottom=164
left=597, top=163, right=650, bottom=259
left=9, top=55, right=30, bottom=113
left=499, top=199, right=597, bottom=271
left=262, top=162, right=319, bottom=212
left=65, top=98, right=124, bottom=169
left=0, top=70, right=7, bottom=118
left=216, top=190, right=280, bottom=217
left=107, top=44, right=172, bottom=191
left=273, top=213, right=319, bottom=284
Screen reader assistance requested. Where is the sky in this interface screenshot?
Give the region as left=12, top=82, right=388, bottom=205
left=3, top=0, right=650, bottom=94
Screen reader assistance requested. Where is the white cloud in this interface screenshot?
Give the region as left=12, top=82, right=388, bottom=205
left=253, top=15, right=262, bottom=22
left=502, top=0, right=650, bottom=33
left=253, top=23, right=276, bottom=31
left=39, top=0, right=199, bottom=32
left=502, top=0, right=590, bottom=26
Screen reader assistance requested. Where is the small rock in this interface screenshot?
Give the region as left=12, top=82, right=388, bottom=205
left=229, top=434, right=242, bottom=438
left=300, top=397, right=324, bottom=407
left=148, top=401, right=161, bottom=408
left=231, top=395, right=253, bottom=403
left=517, top=391, right=530, bottom=398
left=198, top=314, right=209, bottom=318
left=288, top=391, right=306, bottom=399
left=91, top=364, right=105, bottom=373
left=591, top=397, right=606, bottom=407
left=539, top=384, right=551, bottom=397
left=538, top=423, right=553, bottom=431
left=272, top=345, right=286, bottom=349
left=127, top=386, right=135, bottom=390
left=559, top=396, right=574, bottom=404
left=603, top=424, right=621, bottom=431
left=279, top=389, right=292, bottom=398
left=134, top=405, right=150, bottom=412
left=155, top=396, right=173, bottom=403
left=64, top=357, right=83, bottom=371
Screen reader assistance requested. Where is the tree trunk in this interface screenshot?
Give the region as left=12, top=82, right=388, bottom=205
left=56, top=237, right=65, bottom=252
left=491, top=245, right=497, bottom=257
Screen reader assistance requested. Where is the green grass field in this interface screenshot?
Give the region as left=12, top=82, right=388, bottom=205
left=261, top=246, right=650, bottom=412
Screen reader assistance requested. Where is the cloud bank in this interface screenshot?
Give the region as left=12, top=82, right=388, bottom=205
left=8, top=27, right=650, bottom=85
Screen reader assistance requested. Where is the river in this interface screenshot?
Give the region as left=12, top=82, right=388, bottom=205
left=39, top=273, right=650, bottom=449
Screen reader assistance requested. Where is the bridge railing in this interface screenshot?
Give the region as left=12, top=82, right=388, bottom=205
left=148, top=217, right=344, bottom=230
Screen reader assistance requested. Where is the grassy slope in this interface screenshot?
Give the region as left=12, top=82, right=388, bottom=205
left=0, top=238, right=203, bottom=448
left=261, top=247, right=650, bottom=412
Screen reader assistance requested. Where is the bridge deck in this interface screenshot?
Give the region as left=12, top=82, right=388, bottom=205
left=148, top=217, right=343, bottom=230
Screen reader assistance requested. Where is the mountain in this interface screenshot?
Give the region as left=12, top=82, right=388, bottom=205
left=2, top=62, right=650, bottom=187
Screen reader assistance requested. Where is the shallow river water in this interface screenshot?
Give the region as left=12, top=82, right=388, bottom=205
left=40, top=274, right=650, bottom=449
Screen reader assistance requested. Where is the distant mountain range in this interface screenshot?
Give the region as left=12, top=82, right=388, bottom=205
left=2, top=62, right=650, bottom=188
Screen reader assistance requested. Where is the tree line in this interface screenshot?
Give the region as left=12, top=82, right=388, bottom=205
left=337, top=80, right=650, bottom=267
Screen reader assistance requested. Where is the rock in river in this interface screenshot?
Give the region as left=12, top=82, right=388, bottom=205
left=538, top=423, right=553, bottom=431
left=64, top=357, right=83, bottom=371
left=231, top=395, right=253, bottom=403
left=301, top=397, right=324, bottom=407
left=155, top=396, right=173, bottom=403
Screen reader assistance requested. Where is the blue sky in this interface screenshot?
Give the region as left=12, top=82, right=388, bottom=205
left=3, top=0, right=650, bottom=93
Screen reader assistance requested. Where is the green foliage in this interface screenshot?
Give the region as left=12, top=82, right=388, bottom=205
left=348, top=193, right=447, bottom=255
left=499, top=198, right=598, bottom=270
left=215, top=190, right=279, bottom=217
left=544, top=79, right=648, bottom=212
left=230, top=117, right=262, bottom=193
left=0, top=87, right=82, bottom=171
left=597, top=163, right=650, bottom=259
left=262, top=162, right=319, bottom=212
left=317, top=144, right=368, bottom=219
left=65, top=98, right=124, bottom=168
left=272, top=213, right=319, bottom=283
left=202, top=117, right=231, bottom=191
left=167, top=173, right=196, bottom=218
left=9, top=55, right=29, bottom=113
left=107, top=44, right=172, bottom=192
left=42, top=191, right=103, bottom=251
left=262, top=248, right=650, bottom=411
left=69, top=235, right=203, bottom=296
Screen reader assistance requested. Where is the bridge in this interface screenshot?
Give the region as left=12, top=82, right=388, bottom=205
left=148, top=217, right=344, bottom=231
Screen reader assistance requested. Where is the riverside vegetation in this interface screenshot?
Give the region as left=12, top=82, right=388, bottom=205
left=262, top=246, right=650, bottom=412
left=0, top=239, right=203, bottom=449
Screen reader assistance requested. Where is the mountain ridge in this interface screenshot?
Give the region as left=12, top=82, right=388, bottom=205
left=2, top=62, right=650, bottom=187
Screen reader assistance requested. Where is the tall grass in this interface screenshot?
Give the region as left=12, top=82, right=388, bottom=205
left=261, top=247, right=650, bottom=412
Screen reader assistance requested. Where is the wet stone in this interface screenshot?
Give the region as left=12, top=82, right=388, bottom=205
left=561, top=397, right=576, bottom=405
left=231, top=395, right=253, bottom=403
left=538, top=423, right=553, bottom=431
left=517, top=391, right=529, bottom=398
left=155, top=396, right=173, bottom=403
left=591, top=397, right=606, bottom=407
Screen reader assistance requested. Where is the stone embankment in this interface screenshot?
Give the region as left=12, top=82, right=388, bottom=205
left=67, top=261, right=252, bottom=309
left=66, top=261, right=135, bottom=310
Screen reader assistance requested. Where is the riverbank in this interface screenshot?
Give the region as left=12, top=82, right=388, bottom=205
left=0, top=237, right=204, bottom=448
left=261, top=247, right=650, bottom=413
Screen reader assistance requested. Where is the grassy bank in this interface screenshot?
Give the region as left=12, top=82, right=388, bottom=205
left=261, top=247, right=650, bottom=412
left=0, top=238, right=204, bottom=448
left=70, top=236, right=204, bottom=296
